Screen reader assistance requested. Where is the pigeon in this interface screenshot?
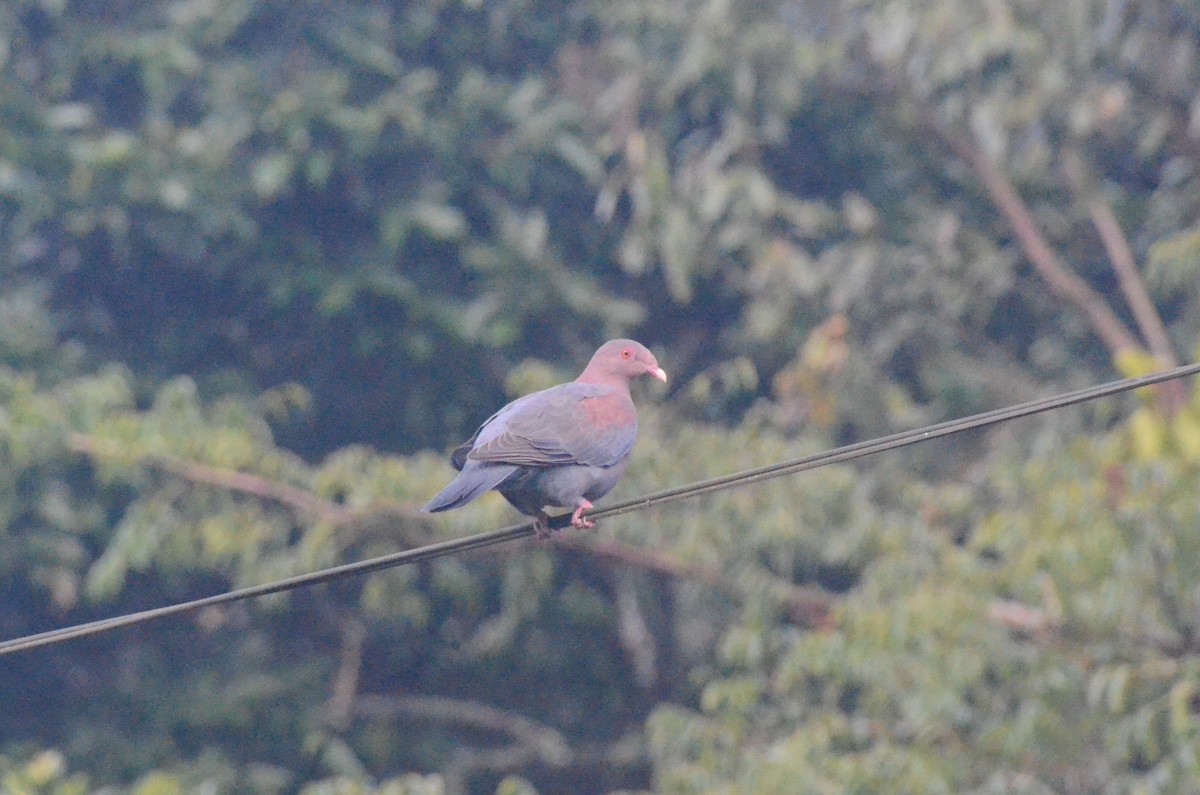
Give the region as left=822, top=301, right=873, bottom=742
left=423, top=339, right=666, bottom=538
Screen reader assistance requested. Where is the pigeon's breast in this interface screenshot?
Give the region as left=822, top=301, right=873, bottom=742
left=582, top=391, right=636, bottom=430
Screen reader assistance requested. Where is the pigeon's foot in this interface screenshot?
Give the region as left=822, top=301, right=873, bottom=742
left=570, top=500, right=596, bottom=530
left=534, top=511, right=554, bottom=540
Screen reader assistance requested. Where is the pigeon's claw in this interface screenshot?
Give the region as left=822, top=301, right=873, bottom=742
left=534, top=511, right=554, bottom=540
left=570, top=500, right=596, bottom=530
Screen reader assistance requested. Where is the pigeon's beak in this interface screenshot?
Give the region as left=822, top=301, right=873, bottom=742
left=648, top=365, right=668, bottom=383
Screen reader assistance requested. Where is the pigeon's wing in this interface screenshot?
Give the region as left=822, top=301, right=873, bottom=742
left=464, top=383, right=637, bottom=468
left=447, top=394, right=539, bottom=472
left=447, top=392, right=540, bottom=471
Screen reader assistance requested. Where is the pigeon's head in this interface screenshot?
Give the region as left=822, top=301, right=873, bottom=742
left=579, top=339, right=667, bottom=386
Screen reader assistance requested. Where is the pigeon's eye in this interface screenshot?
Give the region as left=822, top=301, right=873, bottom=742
left=620, top=348, right=632, bottom=359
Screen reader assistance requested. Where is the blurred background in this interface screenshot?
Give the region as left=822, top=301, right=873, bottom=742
left=2, top=0, right=1200, bottom=792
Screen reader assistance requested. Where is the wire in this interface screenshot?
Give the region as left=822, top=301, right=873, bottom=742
left=2, top=361, right=1198, bottom=657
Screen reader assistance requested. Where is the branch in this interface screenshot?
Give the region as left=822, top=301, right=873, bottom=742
left=612, top=567, right=658, bottom=689
left=453, top=732, right=645, bottom=774
left=358, top=692, right=645, bottom=795
left=68, top=432, right=354, bottom=525
left=1088, top=199, right=1177, bottom=366
left=1059, top=151, right=1179, bottom=369
left=325, top=617, right=367, bottom=729
left=69, top=431, right=837, bottom=627
left=556, top=535, right=837, bottom=628
left=933, top=125, right=1144, bottom=359
left=1058, top=153, right=1185, bottom=411
left=1089, top=198, right=1188, bottom=410
left=356, top=694, right=573, bottom=767
left=989, top=600, right=1059, bottom=636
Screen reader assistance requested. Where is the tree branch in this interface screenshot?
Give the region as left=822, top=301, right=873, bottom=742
left=933, top=125, right=1144, bottom=359
left=1088, top=199, right=1177, bottom=365
left=69, top=431, right=837, bottom=627
left=1087, top=197, right=1187, bottom=411
left=1058, top=151, right=1186, bottom=410
left=67, top=432, right=354, bottom=525
left=556, top=535, right=837, bottom=628
left=326, top=617, right=367, bottom=729
left=612, top=567, right=658, bottom=689
left=357, top=693, right=645, bottom=795
left=356, top=694, right=574, bottom=766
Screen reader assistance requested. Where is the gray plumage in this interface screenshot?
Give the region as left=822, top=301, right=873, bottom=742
left=423, top=339, right=666, bottom=537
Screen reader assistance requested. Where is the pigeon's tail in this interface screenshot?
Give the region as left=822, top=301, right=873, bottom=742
left=422, top=463, right=516, bottom=513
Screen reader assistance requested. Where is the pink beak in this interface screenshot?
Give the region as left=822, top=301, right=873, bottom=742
left=648, top=366, right=668, bottom=383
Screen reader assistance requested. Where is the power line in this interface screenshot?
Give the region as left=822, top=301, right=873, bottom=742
left=1, top=361, right=1198, bottom=657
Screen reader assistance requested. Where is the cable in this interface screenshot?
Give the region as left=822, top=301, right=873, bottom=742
left=2, top=361, right=1198, bottom=656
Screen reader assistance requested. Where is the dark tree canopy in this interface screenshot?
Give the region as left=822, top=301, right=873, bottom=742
left=2, top=0, right=1200, bottom=793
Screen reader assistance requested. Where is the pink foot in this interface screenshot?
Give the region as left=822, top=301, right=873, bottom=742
left=570, top=500, right=595, bottom=530
left=533, top=511, right=553, bottom=540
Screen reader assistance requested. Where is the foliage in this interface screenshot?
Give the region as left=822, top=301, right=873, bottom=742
left=1, top=0, right=1199, bottom=793
left=647, top=389, right=1200, bottom=793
